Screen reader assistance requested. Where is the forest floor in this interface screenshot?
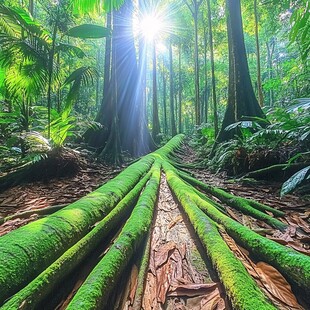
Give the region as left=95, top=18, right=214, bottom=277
left=0, top=143, right=309, bottom=309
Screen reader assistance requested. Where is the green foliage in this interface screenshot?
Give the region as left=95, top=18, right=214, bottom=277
left=281, top=165, right=310, bottom=196
left=67, top=24, right=111, bottom=38
left=201, top=103, right=310, bottom=176
left=289, top=1, right=310, bottom=61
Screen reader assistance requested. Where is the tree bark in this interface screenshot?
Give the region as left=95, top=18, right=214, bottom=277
left=152, top=43, right=160, bottom=143
left=178, top=42, right=182, bottom=133
left=216, top=0, right=265, bottom=143
left=207, top=0, right=218, bottom=135
left=169, top=40, right=177, bottom=136
left=254, top=0, right=264, bottom=107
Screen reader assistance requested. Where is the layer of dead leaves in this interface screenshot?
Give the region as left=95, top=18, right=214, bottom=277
left=0, top=154, right=120, bottom=236
left=220, top=230, right=304, bottom=310
left=140, top=176, right=227, bottom=310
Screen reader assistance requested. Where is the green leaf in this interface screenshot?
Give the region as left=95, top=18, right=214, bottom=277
left=281, top=166, right=310, bottom=196
left=66, top=24, right=110, bottom=39
left=70, top=0, right=125, bottom=13
left=55, top=43, right=86, bottom=58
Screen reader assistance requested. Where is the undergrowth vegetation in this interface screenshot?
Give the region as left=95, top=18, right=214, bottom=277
left=196, top=100, right=310, bottom=196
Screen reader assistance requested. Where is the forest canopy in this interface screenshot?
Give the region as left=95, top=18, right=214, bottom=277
left=0, top=0, right=309, bottom=191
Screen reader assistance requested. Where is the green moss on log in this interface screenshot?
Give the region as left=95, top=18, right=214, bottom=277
left=0, top=135, right=185, bottom=304
left=132, top=231, right=152, bottom=310
left=66, top=164, right=161, bottom=310
left=0, top=157, right=153, bottom=304
left=0, top=170, right=153, bottom=309
left=165, top=165, right=310, bottom=297
left=164, top=164, right=276, bottom=310
left=180, top=172, right=286, bottom=230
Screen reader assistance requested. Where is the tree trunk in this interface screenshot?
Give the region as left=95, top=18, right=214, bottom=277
left=85, top=12, right=112, bottom=148
left=162, top=64, right=168, bottom=135
left=266, top=39, right=275, bottom=106
left=86, top=1, right=152, bottom=158
left=203, top=24, right=208, bottom=123
left=152, top=44, right=160, bottom=143
left=207, top=0, right=218, bottom=135
left=169, top=40, right=177, bottom=136
left=216, top=0, right=265, bottom=143
left=193, top=9, right=200, bottom=125
left=178, top=42, right=182, bottom=133
left=28, top=0, right=34, bottom=15
left=254, top=0, right=264, bottom=107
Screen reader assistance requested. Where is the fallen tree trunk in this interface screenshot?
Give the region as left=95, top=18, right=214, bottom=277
left=0, top=135, right=185, bottom=304
left=66, top=164, right=161, bottom=309
left=0, top=170, right=152, bottom=309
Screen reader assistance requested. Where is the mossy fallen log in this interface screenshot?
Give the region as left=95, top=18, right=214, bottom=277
left=0, top=135, right=185, bottom=304
left=66, top=164, right=161, bottom=310
left=0, top=170, right=152, bottom=309
left=165, top=165, right=276, bottom=309
left=164, top=166, right=310, bottom=298
left=180, top=172, right=286, bottom=230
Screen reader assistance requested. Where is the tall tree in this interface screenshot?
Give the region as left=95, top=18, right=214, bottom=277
left=161, top=61, right=168, bottom=135
left=254, top=0, right=264, bottom=107
left=216, top=0, right=265, bottom=143
left=206, top=0, right=219, bottom=135
left=202, top=23, right=208, bottom=123
left=152, top=43, right=160, bottom=143
left=169, top=39, right=177, bottom=136
left=178, top=41, right=182, bottom=133
left=183, top=0, right=203, bottom=125
left=87, top=0, right=151, bottom=161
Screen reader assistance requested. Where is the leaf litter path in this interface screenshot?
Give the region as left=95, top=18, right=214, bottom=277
left=141, top=175, right=227, bottom=310
left=0, top=143, right=309, bottom=309
left=0, top=157, right=120, bottom=236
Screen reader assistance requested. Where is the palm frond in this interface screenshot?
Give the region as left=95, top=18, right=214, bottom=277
left=55, top=43, right=86, bottom=58
left=63, top=66, right=98, bottom=115
left=70, top=0, right=125, bottom=13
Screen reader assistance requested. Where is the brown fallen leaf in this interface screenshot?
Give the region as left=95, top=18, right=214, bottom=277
left=255, top=261, right=302, bottom=309
left=129, top=265, right=139, bottom=304
left=154, top=241, right=176, bottom=268
left=167, top=282, right=218, bottom=297
left=201, top=290, right=225, bottom=310
left=168, top=215, right=183, bottom=229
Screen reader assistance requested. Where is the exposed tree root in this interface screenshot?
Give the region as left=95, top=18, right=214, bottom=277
left=244, top=162, right=310, bottom=180
left=0, top=170, right=152, bottom=309
left=179, top=172, right=286, bottom=231
left=66, top=163, right=161, bottom=309
left=0, top=204, right=67, bottom=225
left=0, top=135, right=309, bottom=309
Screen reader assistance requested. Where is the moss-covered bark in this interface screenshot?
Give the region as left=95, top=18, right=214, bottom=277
left=165, top=164, right=310, bottom=299
left=0, top=170, right=152, bottom=309
left=164, top=163, right=276, bottom=310
left=0, top=134, right=185, bottom=304
left=66, top=164, right=161, bottom=309
left=1, top=135, right=308, bottom=309
left=132, top=231, right=151, bottom=310
left=180, top=172, right=286, bottom=230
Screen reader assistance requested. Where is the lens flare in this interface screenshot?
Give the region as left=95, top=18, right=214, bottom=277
left=140, top=14, right=164, bottom=41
